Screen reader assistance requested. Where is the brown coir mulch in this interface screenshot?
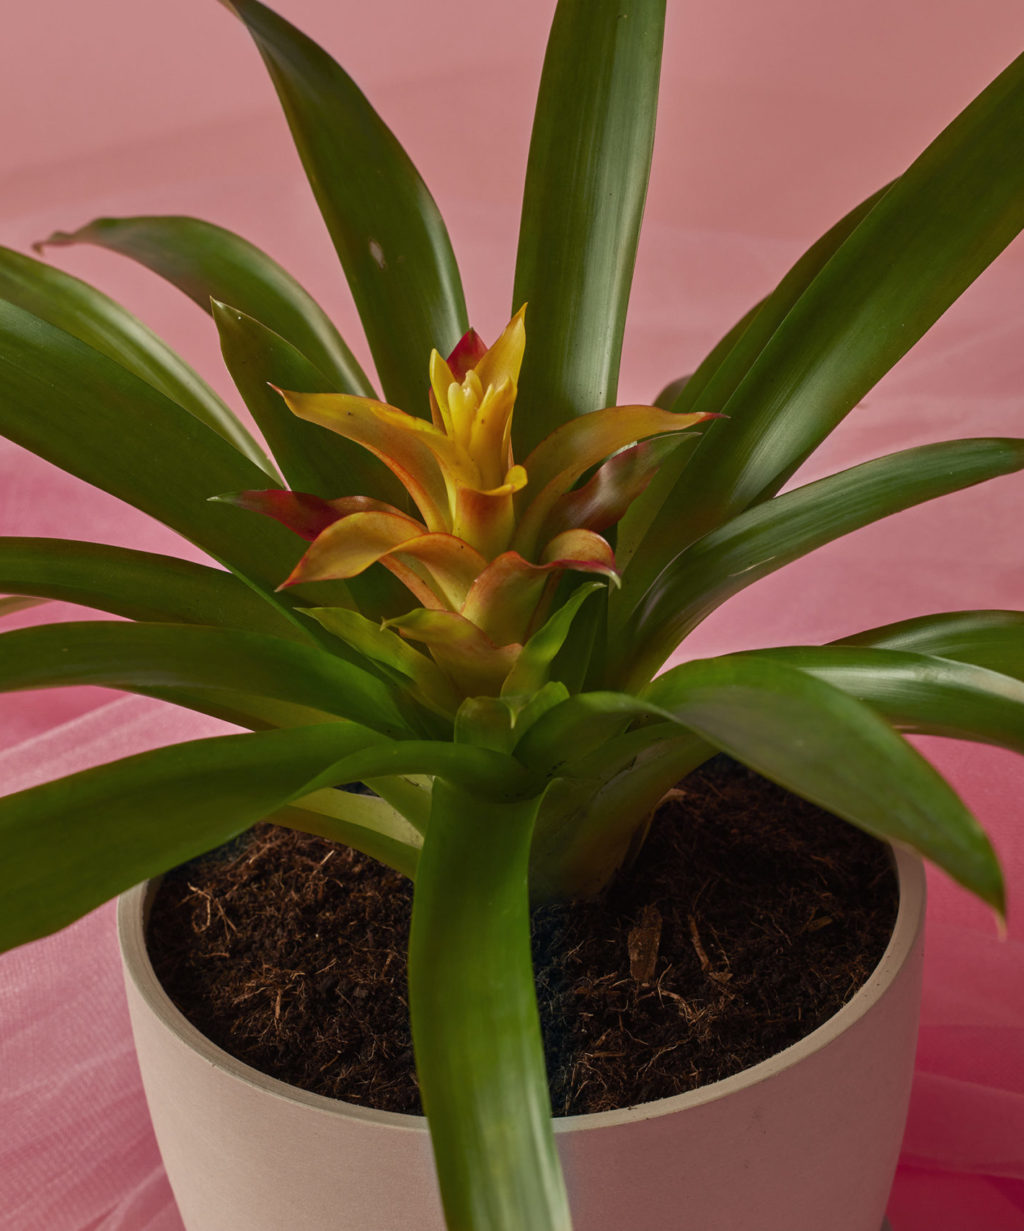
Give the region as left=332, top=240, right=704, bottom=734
left=146, top=755, right=898, bottom=1117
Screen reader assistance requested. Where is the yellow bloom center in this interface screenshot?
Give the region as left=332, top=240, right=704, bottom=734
left=426, top=307, right=529, bottom=555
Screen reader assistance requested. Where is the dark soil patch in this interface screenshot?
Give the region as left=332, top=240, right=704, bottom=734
left=146, top=755, right=898, bottom=1117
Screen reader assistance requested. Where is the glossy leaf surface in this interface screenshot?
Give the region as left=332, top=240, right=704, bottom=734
left=0, top=723, right=399, bottom=951
left=643, top=655, right=1004, bottom=911
left=513, top=0, right=665, bottom=455
left=0, top=245, right=274, bottom=472
left=212, top=301, right=403, bottom=505
left=636, top=53, right=1024, bottom=570
left=617, top=437, right=1024, bottom=685
left=0, top=621, right=417, bottom=737
left=221, top=0, right=467, bottom=412
left=0, top=300, right=307, bottom=600
left=740, top=644, right=1024, bottom=755
left=837, top=609, right=1024, bottom=680
left=0, top=538, right=306, bottom=639
left=409, top=780, right=570, bottom=1231
left=40, top=214, right=373, bottom=394
left=615, top=189, right=885, bottom=593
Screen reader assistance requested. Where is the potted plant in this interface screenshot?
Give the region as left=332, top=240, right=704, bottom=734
left=1, top=0, right=1021, bottom=1228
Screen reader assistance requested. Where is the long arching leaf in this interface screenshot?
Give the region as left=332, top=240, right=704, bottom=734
left=220, top=0, right=467, bottom=413
left=0, top=622, right=419, bottom=737
left=614, top=187, right=886, bottom=592
left=739, top=644, right=1024, bottom=755
left=512, top=0, right=665, bottom=455
left=134, top=684, right=347, bottom=732
left=0, top=299, right=311, bottom=607
left=211, top=301, right=401, bottom=503
left=38, top=214, right=373, bottom=395
left=641, top=654, right=1004, bottom=911
left=0, top=719, right=540, bottom=953
left=667, top=55, right=1021, bottom=530
left=614, top=437, right=1024, bottom=687
left=0, top=246, right=274, bottom=474
left=836, top=609, right=1024, bottom=679
left=0, top=538, right=307, bottom=640
left=0, top=723, right=391, bottom=951
left=618, top=51, right=1024, bottom=618
left=271, top=786, right=421, bottom=880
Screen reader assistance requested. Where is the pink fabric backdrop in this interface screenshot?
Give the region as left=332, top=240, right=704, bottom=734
left=2, top=1, right=1023, bottom=1227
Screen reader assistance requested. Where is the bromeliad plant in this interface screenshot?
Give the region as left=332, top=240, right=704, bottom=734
left=2, top=0, right=1024, bottom=1227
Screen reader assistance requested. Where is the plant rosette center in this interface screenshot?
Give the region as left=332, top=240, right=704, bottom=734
left=219, top=308, right=713, bottom=705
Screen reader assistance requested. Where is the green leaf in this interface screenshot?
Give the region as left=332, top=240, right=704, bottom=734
left=0, top=537, right=308, bottom=640
left=514, top=690, right=651, bottom=778
left=270, top=786, right=421, bottom=880
left=454, top=696, right=518, bottom=755
left=615, top=437, right=1024, bottom=687
left=0, top=715, right=539, bottom=951
left=134, top=684, right=346, bottom=733
left=0, top=299, right=309, bottom=605
left=363, top=774, right=433, bottom=836
left=409, top=780, right=571, bottom=1231
left=210, top=304, right=411, bottom=618
left=622, top=51, right=1024, bottom=602
left=617, top=187, right=887, bottom=591
left=39, top=214, right=373, bottom=395
left=643, top=654, right=1005, bottom=912
left=836, top=609, right=1024, bottom=680
left=210, top=301, right=401, bottom=503
left=0, top=621, right=420, bottom=737
left=0, top=722, right=394, bottom=951
left=615, top=189, right=881, bottom=588
left=502, top=581, right=604, bottom=696
left=0, top=245, right=274, bottom=474
left=512, top=0, right=666, bottom=455
left=737, top=643, right=1024, bottom=756
left=220, top=0, right=467, bottom=413
left=529, top=724, right=711, bottom=902
left=304, top=605, right=461, bottom=717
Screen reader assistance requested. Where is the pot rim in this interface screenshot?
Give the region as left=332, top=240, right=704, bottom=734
left=118, top=846, right=925, bottom=1136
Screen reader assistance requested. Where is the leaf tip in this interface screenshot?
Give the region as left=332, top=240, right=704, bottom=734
left=31, top=230, right=65, bottom=256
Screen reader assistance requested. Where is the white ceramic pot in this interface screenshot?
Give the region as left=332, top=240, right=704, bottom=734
left=118, top=848, right=923, bottom=1231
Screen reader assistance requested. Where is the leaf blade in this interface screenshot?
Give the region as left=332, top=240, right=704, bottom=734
left=0, top=299, right=308, bottom=606
left=0, top=621, right=419, bottom=738
left=615, top=188, right=886, bottom=595
left=211, top=301, right=400, bottom=502
left=221, top=0, right=467, bottom=413
left=836, top=609, right=1024, bottom=680
left=0, top=537, right=307, bottom=640
left=512, top=0, right=666, bottom=455
left=616, top=437, right=1024, bottom=686
left=39, top=215, right=374, bottom=395
left=271, top=786, right=421, bottom=880
left=409, top=781, right=571, bottom=1231
left=736, top=643, right=1024, bottom=756
left=0, top=245, right=274, bottom=473
left=0, top=723, right=391, bottom=951
left=628, top=50, right=1024, bottom=586
left=643, top=655, right=1005, bottom=911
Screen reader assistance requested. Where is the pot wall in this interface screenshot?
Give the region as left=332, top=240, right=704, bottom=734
left=118, top=849, right=924, bottom=1231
